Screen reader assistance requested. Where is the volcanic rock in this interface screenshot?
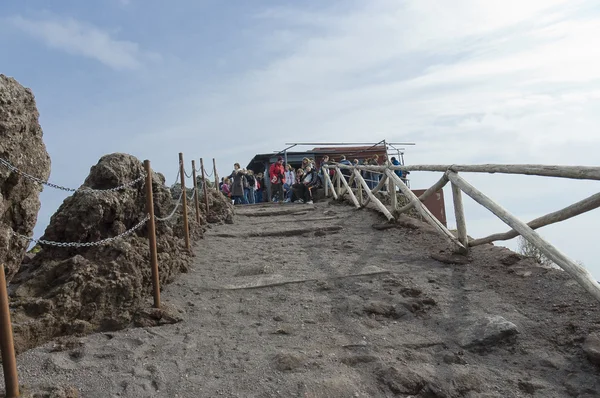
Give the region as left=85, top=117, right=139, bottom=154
left=0, top=74, right=51, bottom=281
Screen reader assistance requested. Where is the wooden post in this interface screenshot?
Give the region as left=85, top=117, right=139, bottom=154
left=212, top=158, right=219, bottom=192
left=397, top=174, right=449, bottom=214
left=191, top=160, right=201, bottom=224
left=469, top=191, right=600, bottom=247
left=144, top=160, right=161, bottom=308
left=323, top=170, right=338, bottom=200
left=357, top=174, right=363, bottom=206
left=354, top=169, right=394, bottom=221
left=0, top=265, right=19, bottom=398
left=386, top=170, right=466, bottom=252
left=336, top=168, right=360, bottom=208
left=447, top=171, right=600, bottom=303
left=451, top=180, right=469, bottom=250
left=336, top=170, right=341, bottom=197
left=390, top=177, right=397, bottom=210
left=323, top=167, right=329, bottom=197
left=179, top=153, right=191, bottom=251
left=200, top=158, right=210, bottom=214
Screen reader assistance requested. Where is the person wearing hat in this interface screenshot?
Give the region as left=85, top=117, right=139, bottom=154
left=269, top=156, right=286, bottom=202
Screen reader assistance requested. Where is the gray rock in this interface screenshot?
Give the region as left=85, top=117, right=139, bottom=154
left=583, top=333, right=600, bottom=365
left=376, top=365, right=425, bottom=395
left=458, top=315, right=519, bottom=349
left=0, top=74, right=51, bottom=282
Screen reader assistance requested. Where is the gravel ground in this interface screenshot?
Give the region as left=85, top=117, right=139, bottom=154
left=6, top=200, right=600, bottom=397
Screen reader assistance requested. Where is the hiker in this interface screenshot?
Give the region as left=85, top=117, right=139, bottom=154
left=221, top=177, right=231, bottom=198
left=390, top=156, right=410, bottom=186
left=230, top=163, right=247, bottom=205
left=339, top=155, right=352, bottom=180
left=269, top=156, right=286, bottom=203
left=283, top=164, right=296, bottom=203
left=300, top=164, right=319, bottom=204
left=255, top=172, right=265, bottom=203
left=245, top=170, right=257, bottom=204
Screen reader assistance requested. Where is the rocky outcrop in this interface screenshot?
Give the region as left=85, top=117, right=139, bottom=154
left=9, top=153, right=232, bottom=352
left=0, top=74, right=51, bottom=281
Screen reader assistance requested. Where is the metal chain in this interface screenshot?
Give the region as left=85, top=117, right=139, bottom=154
left=203, top=167, right=214, bottom=177
left=12, top=215, right=150, bottom=247
left=156, top=190, right=184, bottom=221
left=0, top=157, right=146, bottom=193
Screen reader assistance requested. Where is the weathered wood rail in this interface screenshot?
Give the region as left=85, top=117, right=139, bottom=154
left=322, top=163, right=600, bottom=303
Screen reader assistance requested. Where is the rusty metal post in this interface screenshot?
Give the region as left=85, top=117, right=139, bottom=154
left=179, top=153, right=191, bottom=251
left=200, top=158, right=210, bottom=214
left=144, top=160, right=161, bottom=308
left=0, top=264, right=19, bottom=398
left=191, top=160, right=201, bottom=224
left=212, top=158, right=219, bottom=192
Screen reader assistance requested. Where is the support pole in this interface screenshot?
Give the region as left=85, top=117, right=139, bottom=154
left=323, top=167, right=329, bottom=197
left=451, top=180, right=469, bottom=249
left=336, top=170, right=341, bottom=197
left=201, top=158, right=210, bottom=215
left=213, top=158, right=219, bottom=192
left=336, top=167, right=360, bottom=208
left=144, top=160, right=161, bottom=308
left=447, top=171, right=600, bottom=303
left=386, top=170, right=466, bottom=252
left=0, top=264, right=20, bottom=398
left=191, top=160, right=201, bottom=224
left=179, top=153, right=191, bottom=251
left=390, top=177, right=397, bottom=210
left=354, top=169, right=394, bottom=221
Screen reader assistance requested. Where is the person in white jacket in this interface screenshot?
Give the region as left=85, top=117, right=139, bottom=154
left=283, top=164, right=296, bottom=203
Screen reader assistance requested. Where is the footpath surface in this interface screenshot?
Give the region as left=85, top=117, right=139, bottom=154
left=10, top=201, right=600, bottom=397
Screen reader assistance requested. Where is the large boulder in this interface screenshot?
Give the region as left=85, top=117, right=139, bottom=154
left=0, top=75, right=51, bottom=282
left=8, top=153, right=224, bottom=352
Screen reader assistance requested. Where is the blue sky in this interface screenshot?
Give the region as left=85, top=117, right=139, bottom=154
left=1, top=0, right=600, bottom=276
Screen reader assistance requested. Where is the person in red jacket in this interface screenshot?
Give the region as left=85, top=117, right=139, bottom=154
left=269, top=156, right=286, bottom=202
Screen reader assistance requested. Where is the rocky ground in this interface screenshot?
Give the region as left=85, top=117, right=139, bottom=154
left=5, top=200, right=600, bottom=397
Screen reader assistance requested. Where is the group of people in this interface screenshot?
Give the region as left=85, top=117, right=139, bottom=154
left=220, top=154, right=409, bottom=206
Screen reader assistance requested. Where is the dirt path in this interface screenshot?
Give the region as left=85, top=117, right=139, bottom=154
left=9, top=201, right=600, bottom=397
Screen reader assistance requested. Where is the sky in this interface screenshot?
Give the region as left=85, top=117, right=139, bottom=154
left=1, top=0, right=599, bottom=276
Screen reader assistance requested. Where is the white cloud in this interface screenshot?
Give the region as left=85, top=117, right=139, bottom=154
left=9, top=15, right=158, bottom=70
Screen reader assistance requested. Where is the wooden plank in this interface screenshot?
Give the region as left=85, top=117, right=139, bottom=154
left=371, top=173, right=388, bottom=194
left=397, top=174, right=449, bottom=214
left=390, top=178, right=397, bottom=210
left=451, top=181, right=469, bottom=249
left=336, top=167, right=360, bottom=208
left=469, top=191, right=600, bottom=247
left=447, top=171, right=600, bottom=303
left=385, top=170, right=466, bottom=252
left=336, top=163, right=600, bottom=181
left=354, top=170, right=394, bottom=221
left=323, top=169, right=338, bottom=200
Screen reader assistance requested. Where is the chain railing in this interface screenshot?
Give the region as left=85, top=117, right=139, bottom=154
left=156, top=190, right=184, bottom=221
left=0, top=152, right=220, bottom=397
left=0, top=157, right=145, bottom=193
left=11, top=215, right=150, bottom=248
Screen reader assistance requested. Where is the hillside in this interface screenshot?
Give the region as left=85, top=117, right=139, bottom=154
left=8, top=201, right=600, bottom=397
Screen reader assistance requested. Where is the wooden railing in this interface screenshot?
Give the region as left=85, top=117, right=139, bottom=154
left=322, top=163, right=600, bottom=303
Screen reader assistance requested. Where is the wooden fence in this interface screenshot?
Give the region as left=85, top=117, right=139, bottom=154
left=322, top=163, right=600, bottom=303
